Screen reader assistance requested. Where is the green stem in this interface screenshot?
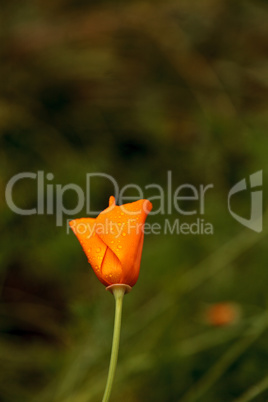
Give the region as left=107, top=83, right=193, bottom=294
left=102, top=285, right=127, bottom=402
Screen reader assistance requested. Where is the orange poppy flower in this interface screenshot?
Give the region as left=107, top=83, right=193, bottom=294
left=205, top=302, right=240, bottom=326
left=69, top=196, right=152, bottom=288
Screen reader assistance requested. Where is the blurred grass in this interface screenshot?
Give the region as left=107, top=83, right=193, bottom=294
left=1, top=0, right=268, bottom=401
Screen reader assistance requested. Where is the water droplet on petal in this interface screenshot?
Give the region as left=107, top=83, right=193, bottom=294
left=122, top=232, right=126, bottom=236
left=96, top=247, right=101, bottom=253
left=118, top=245, right=122, bottom=249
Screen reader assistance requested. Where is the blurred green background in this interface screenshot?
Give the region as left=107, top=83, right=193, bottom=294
left=1, top=0, right=268, bottom=401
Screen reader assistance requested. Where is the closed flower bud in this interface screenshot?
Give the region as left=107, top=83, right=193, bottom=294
left=69, top=196, right=152, bottom=288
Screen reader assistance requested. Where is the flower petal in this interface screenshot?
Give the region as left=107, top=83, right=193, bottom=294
left=101, top=247, right=123, bottom=285
left=121, top=230, right=144, bottom=286
left=69, top=218, right=109, bottom=286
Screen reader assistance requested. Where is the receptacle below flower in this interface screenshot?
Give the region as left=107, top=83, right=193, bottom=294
left=69, top=196, right=152, bottom=287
